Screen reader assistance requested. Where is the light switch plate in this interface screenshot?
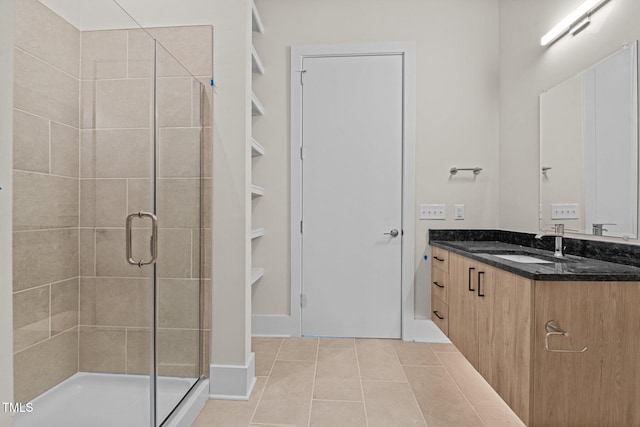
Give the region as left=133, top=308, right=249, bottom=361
left=454, top=204, right=465, bottom=220
left=551, top=203, right=579, bottom=220
left=419, top=204, right=446, bottom=220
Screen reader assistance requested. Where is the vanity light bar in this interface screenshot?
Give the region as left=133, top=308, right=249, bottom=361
left=540, top=0, right=610, bottom=46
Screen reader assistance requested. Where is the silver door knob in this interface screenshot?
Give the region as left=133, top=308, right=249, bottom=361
left=384, top=229, right=399, bottom=237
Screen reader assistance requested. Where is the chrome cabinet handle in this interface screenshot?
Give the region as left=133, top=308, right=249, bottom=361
left=384, top=229, right=399, bottom=237
left=126, top=211, right=158, bottom=268
left=544, top=320, right=587, bottom=353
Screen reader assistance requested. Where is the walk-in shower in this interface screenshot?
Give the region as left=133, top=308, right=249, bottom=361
left=11, top=1, right=212, bottom=425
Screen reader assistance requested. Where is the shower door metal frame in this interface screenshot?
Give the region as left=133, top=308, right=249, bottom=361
left=150, top=39, right=208, bottom=427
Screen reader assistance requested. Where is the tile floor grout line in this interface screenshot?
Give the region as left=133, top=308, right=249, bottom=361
left=353, top=339, right=370, bottom=427
left=306, top=338, right=320, bottom=427
left=433, top=351, right=488, bottom=427
left=391, top=342, right=429, bottom=427
left=248, top=338, right=285, bottom=426
left=249, top=423, right=298, bottom=426
left=267, top=338, right=285, bottom=377
left=400, top=363, right=444, bottom=368
left=312, top=397, right=365, bottom=403
left=359, top=378, right=416, bottom=384
left=245, top=377, right=269, bottom=427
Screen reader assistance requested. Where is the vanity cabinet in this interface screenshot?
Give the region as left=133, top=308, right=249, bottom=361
left=532, top=281, right=640, bottom=427
left=432, top=246, right=640, bottom=426
left=447, top=251, right=533, bottom=422
left=448, top=253, right=481, bottom=369
left=478, top=264, right=533, bottom=424
left=430, top=246, right=450, bottom=334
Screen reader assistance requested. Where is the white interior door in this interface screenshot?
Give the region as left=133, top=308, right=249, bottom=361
left=301, top=54, right=403, bottom=338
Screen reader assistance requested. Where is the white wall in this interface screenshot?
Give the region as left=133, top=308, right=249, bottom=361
left=0, top=0, right=14, bottom=424
left=540, top=74, right=585, bottom=231
left=251, top=0, right=500, bottom=322
left=207, top=0, right=253, bottom=370
left=499, top=0, right=640, bottom=245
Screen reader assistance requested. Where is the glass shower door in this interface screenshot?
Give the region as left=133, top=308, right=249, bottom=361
left=83, top=35, right=204, bottom=426
left=153, top=41, right=204, bottom=425
left=79, top=24, right=157, bottom=426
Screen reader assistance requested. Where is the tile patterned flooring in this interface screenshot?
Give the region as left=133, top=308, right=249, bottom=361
left=193, top=338, right=525, bottom=427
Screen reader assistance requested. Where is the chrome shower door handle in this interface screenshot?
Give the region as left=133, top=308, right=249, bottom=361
left=126, top=211, right=158, bottom=268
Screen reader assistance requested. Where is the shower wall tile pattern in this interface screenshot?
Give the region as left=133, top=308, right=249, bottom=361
left=12, top=0, right=81, bottom=403
left=12, top=0, right=213, bottom=402
left=77, top=26, right=213, bottom=379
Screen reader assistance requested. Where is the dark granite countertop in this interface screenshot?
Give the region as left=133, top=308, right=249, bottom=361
left=430, top=240, right=640, bottom=282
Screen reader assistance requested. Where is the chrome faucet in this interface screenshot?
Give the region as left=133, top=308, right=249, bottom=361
left=592, top=223, right=615, bottom=236
left=535, top=224, right=565, bottom=258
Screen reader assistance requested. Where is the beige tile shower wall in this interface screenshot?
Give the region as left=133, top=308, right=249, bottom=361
left=78, top=25, right=212, bottom=379
left=12, top=0, right=81, bottom=403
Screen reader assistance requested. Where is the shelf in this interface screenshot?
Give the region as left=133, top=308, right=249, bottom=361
left=251, top=1, right=264, bottom=34
left=251, top=185, right=264, bottom=198
left=251, top=92, right=264, bottom=116
left=251, top=267, right=264, bottom=286
left=251, top=138, right=265, bottom=157
left=251, top=228, right=265, bottom=239
left=252, top=46, right=265, bottom=75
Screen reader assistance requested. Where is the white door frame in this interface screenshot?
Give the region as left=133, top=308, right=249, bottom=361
left=290, top=42, right=416, bottom=340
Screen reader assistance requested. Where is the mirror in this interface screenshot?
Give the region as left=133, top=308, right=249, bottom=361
left=540, top=41, right=638, bottom=239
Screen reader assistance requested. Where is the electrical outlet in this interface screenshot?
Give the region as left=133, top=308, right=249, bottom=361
left=454, top=204, right=465, bottom=220
left=551, top=203, right=579, bottom=220
left=419, top=204, right=446, bottom=220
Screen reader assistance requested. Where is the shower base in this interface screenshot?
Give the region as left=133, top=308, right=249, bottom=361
left=14, top=372, right=204, bottom=427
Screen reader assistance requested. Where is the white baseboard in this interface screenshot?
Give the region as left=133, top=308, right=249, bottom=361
left=252, top=314, right=296, bottom=336
left=410, top=319, right=450, bottom=343
left=209, top=353, right=256, bottom=400
left=164, top=378, right=209, bottom=427
left=252, top=315, right=449, bottom=343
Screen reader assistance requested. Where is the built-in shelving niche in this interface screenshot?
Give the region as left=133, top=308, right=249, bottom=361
left=251, top=3, right=265, bottom=289
left=251, top=184, right=264, bottom=198
left=251, top=267, right=264, bottom=286
left=251, top=1, right=264, bottom=34
left=251, top=92, right=264, bottom=116
left=252, top=46, right=264, bottom=75
left=251, top=138, right=264, bottom=157
left=251, top=228, right=265, bottom=239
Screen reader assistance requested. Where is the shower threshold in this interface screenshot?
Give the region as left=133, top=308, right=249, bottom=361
left=13, top=372, right=198, bottom=427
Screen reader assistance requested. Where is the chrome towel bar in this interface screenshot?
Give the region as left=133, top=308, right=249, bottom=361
left=450, top=167, right=482, bottom=175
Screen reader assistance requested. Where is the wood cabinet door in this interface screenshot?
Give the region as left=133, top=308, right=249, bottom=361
left=533, top=281, right=640, bottom=427
left=449, top=254, right=479, bottom=369
left=478, top=265, right=533, bottom=425
left=447, top=252, right=464, bottom=346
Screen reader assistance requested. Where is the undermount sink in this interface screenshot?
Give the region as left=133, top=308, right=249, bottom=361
left=492, top=254, right=553, bottom=264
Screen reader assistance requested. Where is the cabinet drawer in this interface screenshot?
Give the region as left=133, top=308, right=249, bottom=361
left=431, top=247, right=449, bottom=273
left=432, top=296, right=448, bottom=336
left=431, top=267, right=448, bottom=303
